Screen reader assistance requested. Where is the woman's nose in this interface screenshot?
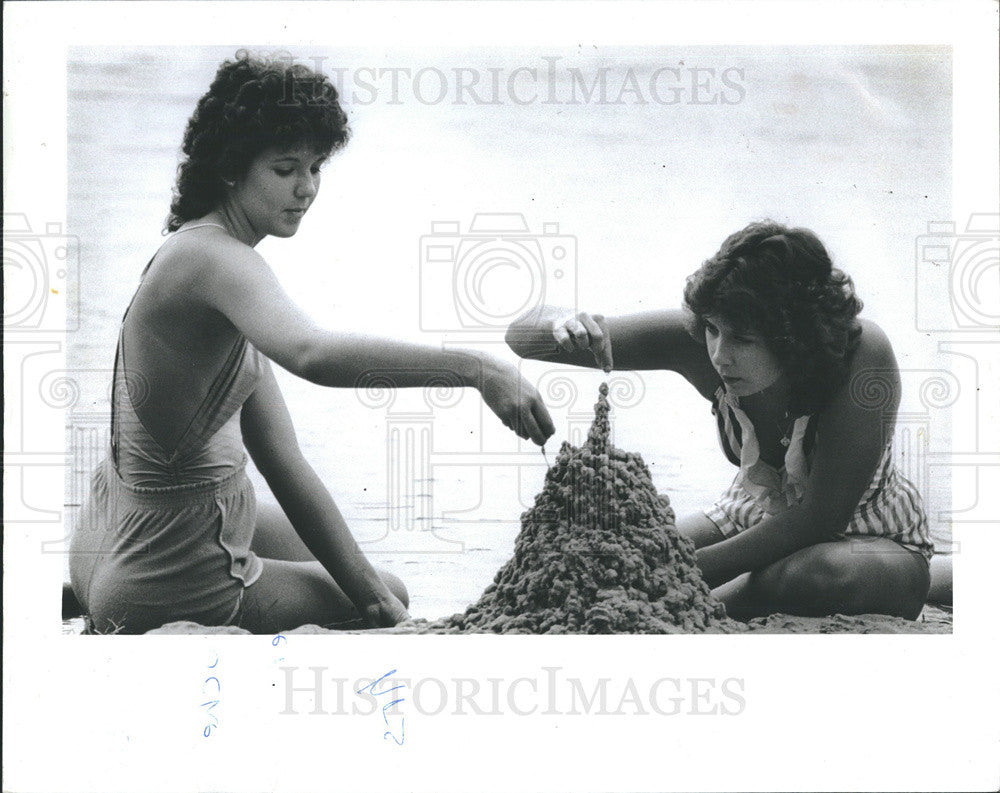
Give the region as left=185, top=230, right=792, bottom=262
left=710, top=337, right=732, bottom=367
left=295, top=174, right=318, bottom=199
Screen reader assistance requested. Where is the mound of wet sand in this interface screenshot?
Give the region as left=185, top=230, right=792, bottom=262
left=405, top=383, right=735, bottom=634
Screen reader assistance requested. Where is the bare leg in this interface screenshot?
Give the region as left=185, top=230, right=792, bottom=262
left=714, top=537, right=930, bottom=621
left=245, top=502, right=408, bottom=632
left=927, top=554, right=952, bottom=606
left=250, top=501, right=318, bottom=562
left=237, top=558, right=408, bottom=633
left=676, top=513, right=726, bottom=549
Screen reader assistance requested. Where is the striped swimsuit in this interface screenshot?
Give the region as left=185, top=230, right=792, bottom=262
left=705, top=386, right=934, bottom=562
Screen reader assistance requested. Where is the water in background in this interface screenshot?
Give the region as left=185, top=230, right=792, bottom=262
left=66, top=45, right=953, bottom=619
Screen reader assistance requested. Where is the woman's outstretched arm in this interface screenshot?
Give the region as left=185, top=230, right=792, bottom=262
left=695, top=320, right=901, bottom=587
left=240, top=359, right=409, bottom=627
left=192, top=237, right=555, bottom=445
left=506, top=305, right=719, bottom=395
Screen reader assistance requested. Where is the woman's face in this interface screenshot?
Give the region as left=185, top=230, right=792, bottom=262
left=704, top=315, right=785, bottom=397
left=229, top=145, right=328, bottom=239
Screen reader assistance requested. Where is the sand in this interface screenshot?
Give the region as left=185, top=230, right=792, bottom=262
left=140, top=605, right=952, bottom=635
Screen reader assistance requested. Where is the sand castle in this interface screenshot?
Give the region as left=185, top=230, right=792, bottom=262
left=421, top=383, right=732, bottom=634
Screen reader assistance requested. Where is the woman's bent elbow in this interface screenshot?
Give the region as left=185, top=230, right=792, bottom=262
left=292, top=341, right=330, bottom=385
left=506, top=307, right=551, bottom=359
left=505, top=322, right=530, bottom=358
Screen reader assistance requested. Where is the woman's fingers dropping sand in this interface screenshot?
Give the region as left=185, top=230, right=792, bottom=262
left=533, top=398, right=557, bottom=442
left=552, top=320, right=576, bottom=353
left=588, top=313, right=614, bottom=372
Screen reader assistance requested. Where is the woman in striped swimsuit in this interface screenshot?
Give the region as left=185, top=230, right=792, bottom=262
left=506, top=221, right=934, bottom=620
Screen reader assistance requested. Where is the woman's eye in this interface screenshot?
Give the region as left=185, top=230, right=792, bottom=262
left=275, top=168, right=294, bottom=177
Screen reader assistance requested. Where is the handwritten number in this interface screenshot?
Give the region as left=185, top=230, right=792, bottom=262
left=381, top=699, right=405, bottom=726
left=203, top=654, right=221, bottom=736
left=360, top=670, right=406, bottom=747
left=356, top=669, right=399, bottom=696
left=383, top=719, right=405, bottom=746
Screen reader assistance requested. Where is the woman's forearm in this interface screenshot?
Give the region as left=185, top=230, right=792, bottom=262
left=696, top=506, right=828, bottom=588
left=267, top=458, right=395, bottom=612
left=298, top=330, right=492, bottom=390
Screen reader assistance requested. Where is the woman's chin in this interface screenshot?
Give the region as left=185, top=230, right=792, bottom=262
left=271, top=223, right=301, bottom=239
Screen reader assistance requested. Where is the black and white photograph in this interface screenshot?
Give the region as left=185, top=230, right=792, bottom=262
left=4, top=2, right=998, bottom=791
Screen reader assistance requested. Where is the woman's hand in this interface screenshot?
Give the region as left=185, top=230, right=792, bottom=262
left=360, top=593, right=411, bottom=628
left=479, top=358, right=556, bottom=446
left=552, top=312, right=614, bottom=373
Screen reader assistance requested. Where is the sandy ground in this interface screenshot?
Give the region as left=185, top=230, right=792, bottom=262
left=103, top=604, right=951, bottom=635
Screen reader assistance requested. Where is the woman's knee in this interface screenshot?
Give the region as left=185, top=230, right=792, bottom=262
left=378, top=569, right=409, bottom=609
left=752, top=541, right=928, bottom=618
left=676, top=513, right=726, bottom=549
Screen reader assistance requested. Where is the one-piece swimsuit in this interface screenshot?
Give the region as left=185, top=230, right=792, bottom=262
left=69, top=224, right=265, bottom=633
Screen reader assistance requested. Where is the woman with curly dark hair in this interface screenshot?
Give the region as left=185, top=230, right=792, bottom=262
left=506, top=221, right=934, bottom=619
left=69, top=52, right=555, bottom=634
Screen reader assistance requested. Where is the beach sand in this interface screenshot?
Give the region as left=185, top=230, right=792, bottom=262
left=106, top=604, right=951, bottom=635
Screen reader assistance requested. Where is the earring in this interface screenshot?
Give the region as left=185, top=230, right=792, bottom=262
left=223, top=179, right=235, bottom=187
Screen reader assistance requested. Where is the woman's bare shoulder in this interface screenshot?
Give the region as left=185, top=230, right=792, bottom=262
left=149, top=229, right=267, bottom=297
left=852, top=319, right=897, bottom=369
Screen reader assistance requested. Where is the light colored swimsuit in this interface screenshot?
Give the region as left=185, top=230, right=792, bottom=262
left=705, top=386, right=934, bottom=562
left=69, top=226, right=265, bottom=633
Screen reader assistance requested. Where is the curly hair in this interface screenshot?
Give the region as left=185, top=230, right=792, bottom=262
left=166, top=50, right=350, bottom=232
left=682, top=221, right=863, bottom=416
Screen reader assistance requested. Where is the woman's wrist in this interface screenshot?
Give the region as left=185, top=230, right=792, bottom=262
left=450, top=347, right=494, bottom=392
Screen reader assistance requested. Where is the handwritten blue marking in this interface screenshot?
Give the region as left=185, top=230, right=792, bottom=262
left=357, top=670, right=406, bottom=746
left=202, top=653, right=221, bottom=737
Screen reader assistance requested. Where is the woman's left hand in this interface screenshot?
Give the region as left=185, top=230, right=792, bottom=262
left=478, top=358, right=557, bottom=446
left=360, top=593, right=411, bottom=628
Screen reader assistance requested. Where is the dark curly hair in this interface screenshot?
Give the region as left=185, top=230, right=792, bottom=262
left=682, top=221, right=863, bottom=416
left=166, top=50, right=350, bottom=232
